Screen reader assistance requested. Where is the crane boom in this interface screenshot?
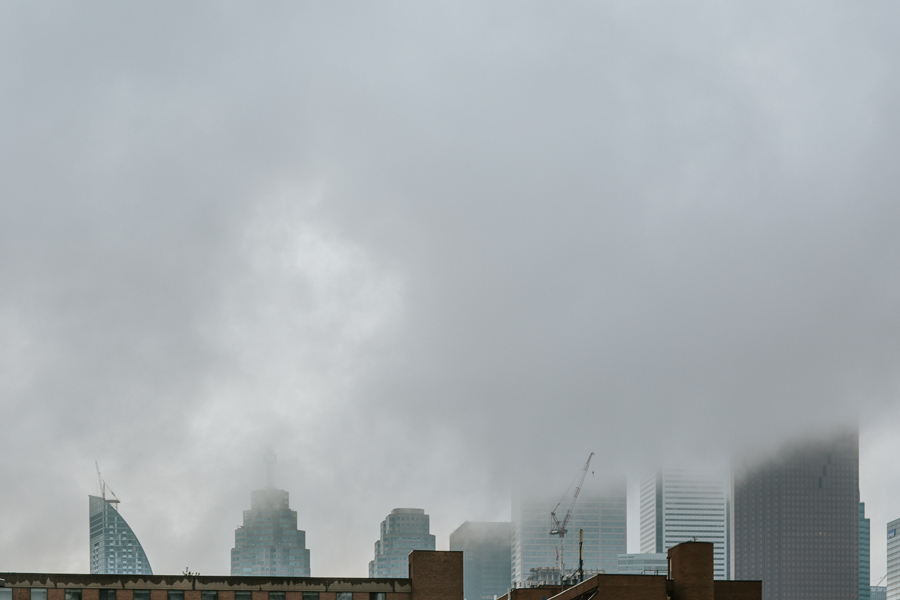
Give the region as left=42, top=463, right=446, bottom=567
left=549, top=452, right=594, bottom=586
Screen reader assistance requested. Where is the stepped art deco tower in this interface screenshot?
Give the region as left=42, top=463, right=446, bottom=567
left=231, top=451, right=311, bottom=576
left=89, top=467, right=153, bottom=575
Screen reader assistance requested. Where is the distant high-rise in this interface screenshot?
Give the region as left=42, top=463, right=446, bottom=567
left=640, top=463, right=730, bottom=580
left=616, top=553, right=667, bottom=576
left=873, top=587, right=888, bottom=600
left=89, top=494, right=153, bottom=575
left=511, top=478, right=626, bottom=586
left=449, top=522, right=511, bottom=600
left=732, top=431, right=860, bottom=600
left=231, top=451, right=311, bottom=576
left=887, top=517, right=900, bottom=600
left=369, top=508, right=436, bottom=578
left=861, top=503, right=871, bottom=600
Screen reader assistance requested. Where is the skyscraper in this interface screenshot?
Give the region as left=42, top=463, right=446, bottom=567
left=640, top=463, right=730, bottom=580
left=732, top=431, right=860, bottom=600
left=887, top=517, right=900, bottom=600
left=369, top=508, right=436, bottom=578
left=861, top=503, right=871, bottom=600
left=231, top=452, right=311, bottom=576
left=511, top=479, right=626, bottom=586
left=89, top=494, right=153, bottom=575
left=450, top=522, right=511, bottom=600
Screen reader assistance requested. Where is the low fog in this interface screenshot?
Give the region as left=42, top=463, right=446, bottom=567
left=1, top=0, right=899, bottom=584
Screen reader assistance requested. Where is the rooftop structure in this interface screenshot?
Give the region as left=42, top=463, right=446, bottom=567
left=0, top=551, right=461, bottom=600
left=500, top=542, right=760, bottom=600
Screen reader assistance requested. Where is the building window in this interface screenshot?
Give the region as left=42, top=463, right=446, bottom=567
left=235, top=593, right=252, bottom=600
left=168, top=592, right=185, bottom=600
left=134, top=592, right=150, bottom=600
left=0, top=589, right=11, bottom=600
left=336, top=593, right=353, bottom=600
left=65, top=591, right=82, bottom=600
left=201, top=592, right=218, bottom=600
left=99, top=592, right=115, bottom=600
left=370, top=594, right=386, bottom=600
left=269, top=594, right=285, bottom=600
left=31, top=591, right=48, bottom=600
left=301, top=593, right=319, bottom=600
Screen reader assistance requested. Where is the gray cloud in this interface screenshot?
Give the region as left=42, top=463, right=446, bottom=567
left=1, top=0, right=898, bottom=581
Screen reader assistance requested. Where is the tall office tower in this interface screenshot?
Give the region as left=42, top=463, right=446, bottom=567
left=732, top=431, right=860, bottom=600
left=231, top=452, right=311, bottom=576
left=89, top=495, right=153, bottom=575
left=861, top=503, right=871, bottom=600
left=449, top=522, right=511, bottom=600
left=369, top=508, right=436, bottom=578
left=887, top=518, right=900, bottom=600
left=511, top=479, right=626, bottom=587
left=873, top=587, right=888, bottom=600
left=640, top=463, right=730, bottom=580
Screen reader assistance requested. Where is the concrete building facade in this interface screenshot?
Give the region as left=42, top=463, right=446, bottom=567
left=231, top=453, right=311, bottom=577
left=89, top=495, right=153, bottom=575
left=370, top=509, right=436, bottom=578
left=640, top=464, right=729, bottom=580
left=449, top=522, right=511, bottom=600
left=0, top=551, right=461, bottom=600
left=732, top=431, right=860, bottom=600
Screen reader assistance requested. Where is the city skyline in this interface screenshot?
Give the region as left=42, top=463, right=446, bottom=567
left=3, top=1, right=900, bottom=583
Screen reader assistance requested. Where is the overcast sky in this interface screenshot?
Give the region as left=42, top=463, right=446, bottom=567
left=2, top=0, right=899, bottom=584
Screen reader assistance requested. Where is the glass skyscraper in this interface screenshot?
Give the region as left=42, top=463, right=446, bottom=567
left=450, top=521, right=511, bottom=600
left=511, top=479, right=626, bottom=586
left=369, top=508, right=436, bottom=578
left=231, top=452, right=311, bottom=576
left=887, top=517, right=900, bottom=600
left=732, top=431, right=860, bottom=600
left=861, top=503, right=871, bottom=600
left=640, top=463, right=730, bottom=580
left=89, top=495, right=153, bottom=575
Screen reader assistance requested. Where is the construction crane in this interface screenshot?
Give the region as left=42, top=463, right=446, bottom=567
left=550, top=452, right=594, bottom=586
left=95, top=462, right=120, bottom=506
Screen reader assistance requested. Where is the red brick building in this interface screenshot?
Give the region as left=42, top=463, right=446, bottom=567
left=498, top=543, right=760, bottom=600
left=0, top=552, right=461, bottom=600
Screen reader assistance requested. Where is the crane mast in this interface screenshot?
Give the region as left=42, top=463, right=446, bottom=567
left=550, top=452, right=593, bottom=586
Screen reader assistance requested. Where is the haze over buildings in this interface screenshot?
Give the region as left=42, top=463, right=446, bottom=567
left=369, top=508, right=436, bottom=578
left=732, top=431, right=860, bottom=600
left=3, top=1, right=900, bottom=580
left=511, top=478, right=626, bottom=586
left=449, top=521, right=511, bottom=600
left=231, top=452, right=311, bottom=577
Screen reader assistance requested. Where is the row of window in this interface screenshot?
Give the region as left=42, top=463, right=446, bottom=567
left=0, top=591, right=385, bottom=600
